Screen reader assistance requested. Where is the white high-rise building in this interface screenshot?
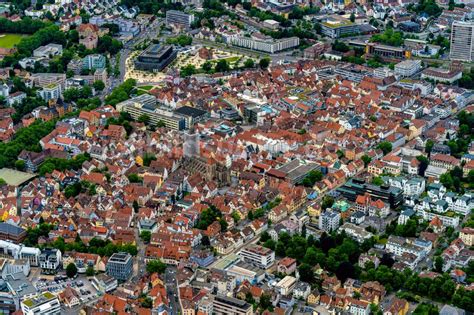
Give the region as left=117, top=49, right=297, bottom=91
left=450, top=21, right=474, bottom=62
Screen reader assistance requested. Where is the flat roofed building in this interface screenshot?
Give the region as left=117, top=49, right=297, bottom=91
left=275, top=275, right=297, bottom=295
left=366, top=43, right=406, bottom=61
left=106, top=252, right=132, bottom=281
left=166, top=10, right=195, bottom=29
left=212, top=295, right=253, bottom=315
left=134, top=44, right=177, bottom=72
left=239, top=245, right=275, bottom=269
left=0, top=223, right=26, bottom=243
left=229, top=36, right=299, bottom=54
left=450, top=21, right=474, bottom=62
left=394, top=60, right=422, bottom=77
left=116, top=96, right=187, bottom=130
left=21, top=292, right=60, bottom=315
left=321, top=19, right=360, bottom=38
left=337, top=178, right=403, bottom=208
left=174, top=106, right=208, bottom=129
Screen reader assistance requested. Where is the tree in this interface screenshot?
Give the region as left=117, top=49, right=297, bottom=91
left=425, top=139, right=434, bottom=155
left=263, top=239, right=276, bottom=250
left=259, top=57, right=270, bottom=69
left=133, top=200, right=139, bottom=213
left=413, top=303, right=439, bottom=315
left=141, top=297, right=153, bottom=308
left=380, top=253, right=395, bottom=268
left=93, top=80, right=105, bottom=91
left=434, top=256, right=443, bottom=272
left=302, top=170, right=323, bottom=187
left=372, top=176, right=384, bottom=186
left=332, top=40, right=350, bottom=52
left=350, top=12, right=355, bottom=22
left=336, top=261, right=355, bottom=283
left=86, top=266, right=95, bottom=277
left=180, top=64, right=196, bottom=77
left=219, top=218, right=228, bottom=232
left=128, top=174, right=142, bottom=183
left=195, top=206, right=222, bottom=230
left=377, top=141, right=392, bottom=155
left=0, top=178, right=6, bottom=186
left=231, top=211, right=240, bottom=223
left=15, top=159, right=26, bottom=171
left=215, top=59, right=230, bottom=73
left=417, top=155, right=429, bottom=177
left=321, top=196, right=334, bottom=210
left=140, top=230, right=151, bottom=243
left=298, top=263, right=314, bottom=283
left=146, top=259, right=167, bottom=274
left=259, top=294, right=273, bottom=311
left=137, top=114, right=151, bottom=124
left=66, top=263, right=78, bottom=278
left=260, top=231, right=271, bottom=243
left=97, top=35, right=122, bottom=55
left=361, top=155, right=372, bottom=168
left=244, top=58, right=255, bottom=68
left=202, top=61, right=213, bottom=73
left=201, top=235, right=210, bottom=246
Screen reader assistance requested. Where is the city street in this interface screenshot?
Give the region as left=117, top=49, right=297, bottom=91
left=165, top=266, right=181, bottom=315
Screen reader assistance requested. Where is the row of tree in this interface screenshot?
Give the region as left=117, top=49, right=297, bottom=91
left=48, top=236, right=138, bottom=257
left=0, top=16, right=48, bottom=34
left=361, top=264, right=473, bottom=311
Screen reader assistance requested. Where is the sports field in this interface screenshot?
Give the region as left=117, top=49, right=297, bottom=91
left=0, top=34, right=27, bottom=48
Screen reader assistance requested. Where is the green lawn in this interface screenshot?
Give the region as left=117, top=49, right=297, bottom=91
left=0, top=33, right=27, bottom=48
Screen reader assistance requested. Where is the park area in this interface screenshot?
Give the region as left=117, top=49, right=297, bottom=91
left=0, top=33, right=27, bottom=48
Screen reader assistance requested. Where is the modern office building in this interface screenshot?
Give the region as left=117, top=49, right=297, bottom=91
left=450, top=21, right=474, bottom=62
left=321, top=19, right=360, bottom=38
left=106, top=252, right=132, bottom=281
left=239, top=245, right=275, bottom=269
left=116, top=95, right=187, bottom=130
left=337, top=178, right=403, bottom=208
left=319, top=210, right=341, bottom=232
left=166, top=10, right=195, bottom=29
left=82, top=54, right=106, bottom=70
left=212, top=295, right=253, bottom=315
left=229, top=35, right=299, bottom=54
left=134, top=44, right=177, bottom=72
left=0, top=223, right=26, bottom=243
left=21, top=292, right=61, bottom=315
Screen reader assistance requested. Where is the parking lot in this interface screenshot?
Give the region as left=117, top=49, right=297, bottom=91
left=34, top=274, right=100, bottom=304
